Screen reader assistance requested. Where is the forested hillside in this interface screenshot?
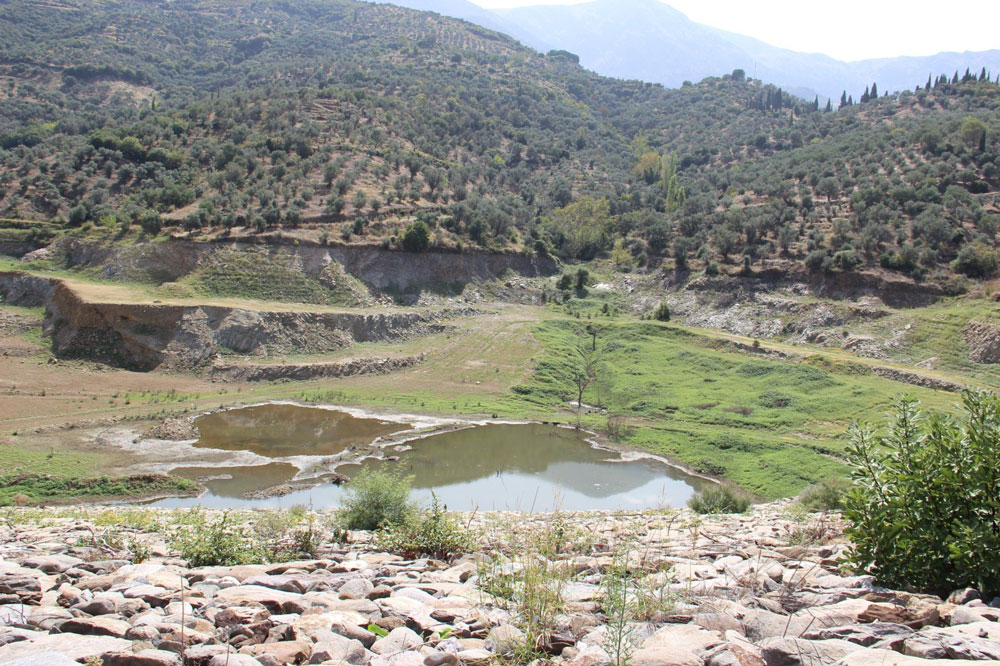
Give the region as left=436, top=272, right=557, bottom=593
left=1, top=0, right=999, bottom=288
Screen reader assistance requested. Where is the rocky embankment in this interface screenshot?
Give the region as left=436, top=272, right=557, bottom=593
left=206, top=355, right=424, bottom=383
left=42, top=239, right=559, bottom=297
left=0, top=272, right=469, bottom=371
left=2, top=504, right=999, bottom=666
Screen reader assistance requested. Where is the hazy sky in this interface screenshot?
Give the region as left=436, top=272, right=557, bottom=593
left=470, top=0, right=1000, bottom=62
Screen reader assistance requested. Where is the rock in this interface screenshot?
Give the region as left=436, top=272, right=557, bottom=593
left=25, top=606, right=72, bottom=631
left=759, top=637, right=861, bottom=666
left=902, top=628, right=1000, bottom=660
left=243, top=640, right=312, bottom=663
left=803, top=623, right=914, bottom=649
left=392, top=587, right=437, bottom=605
left=208, top=655, right=265, bottom=666
left=216, top=585, right=303, bottom=613
left=0, top=575, right=42, bottom=605
left=963, top=322, right=1000, bottom=364
left=60, top=616, right=133, bottom=638
left=631, top=646, right=701, bottom=666
left=949, top=589, right=982, bottom=605
left=836, top=647, right=1000, bottom=666
left=485, top=624, right=525, bottom=654
left=340, top=578, right=376, bottom=600
left=0, top=653, right=81, bottom=666
left=369, top=585, right=393, bottom=600
left=641, top=623, right=724, bottom=653
left=21, top=555, right=84, bottom=574
left=385, top=652, right=427, bottom=666
left=454, top=648, right=493, bottom=665
left=951, top=606, right=1000, bottom=626
left=74, top=596, right=120, bottom=616
left=101, top=649, right=183, bottom=666
left=423, top=653, right=460, bottom=666
left=372, top=627, right=423, bottom=656
left=310, top=634, right=372, bottom=664
left=0, top=633, right=132, bottom=662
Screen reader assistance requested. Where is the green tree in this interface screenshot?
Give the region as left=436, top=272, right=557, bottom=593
left=402, top=220, right=431, bottom=252
left=960, top=116, right=988, bottom=149
left=844, top=392, right=1000, bottom=596
left=548, top=196, right=611, bottom=260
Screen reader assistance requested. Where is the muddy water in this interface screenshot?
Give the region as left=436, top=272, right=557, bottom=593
left=191, top=404, right=411, bottom=457
left=149, top=406, right=708, bottom=511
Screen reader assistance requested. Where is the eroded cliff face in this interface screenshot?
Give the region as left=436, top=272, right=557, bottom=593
left=57, top=239, right=558, bottom=295
left=0, top=272, right=467, bottom=371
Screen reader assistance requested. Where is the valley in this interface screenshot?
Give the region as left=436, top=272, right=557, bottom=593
left=1, top=231, right=994, bottom=506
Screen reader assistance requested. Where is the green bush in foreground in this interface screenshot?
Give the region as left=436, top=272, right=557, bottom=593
left=377, top=494, right=473, bottom=559
left=845, top=391, right=1000, bottom=596
left=687, top=485, right=751, bottom=514
left=172, top=512, right=263, bottom=566
left=338, top=468, right=415, bottom=530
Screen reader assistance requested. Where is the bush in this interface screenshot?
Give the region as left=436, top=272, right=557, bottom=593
left=377, top=494, right=473, bottom=559
left=844, top=391, right=1000, bottom=596
left=338, top=468, right=415, bottom=530
left=687, top=485, right=751, bottom=514
left=402, top=220, right=430, bottom=252
left=952, top=243, right=1000, bottom=278
left=172, top=512, right=263, bottom=566
left=799, top=477, right=849, bottom=511
left=652, top=302, right=670, bottom=322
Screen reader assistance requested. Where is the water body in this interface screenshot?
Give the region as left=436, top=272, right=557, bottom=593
left=191, top=403, right=411, bottom=458
left=150, top=406, right=708, bottom=511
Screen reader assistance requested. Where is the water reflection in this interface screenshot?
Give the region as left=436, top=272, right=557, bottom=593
left=192, top=404, right=410, bottom=457
left=149, top=409, right=708, bottom=511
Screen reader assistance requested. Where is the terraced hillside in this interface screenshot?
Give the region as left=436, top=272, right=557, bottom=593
left=0, top=0, right=997, bottom=289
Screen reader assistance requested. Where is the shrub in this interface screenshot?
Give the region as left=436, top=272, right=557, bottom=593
left=402, top=220, right=430, bottom=252
left=952, top=243, right=1000, bottom=278
left=652, top=302, right=670, bottom=321
left=172, top=512, right=263, bottom=566
left=687, top=485, right=751, bottom=514
left=799, top=477, right=849, bottom=511
left=338, top=468, right=415, bottom=530
left=844, top=391, right=1000, bottom=596
left=377, top=494, right=473, bottom=559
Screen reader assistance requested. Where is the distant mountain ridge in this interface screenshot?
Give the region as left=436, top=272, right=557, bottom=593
left=381, top=0, right=1000, bottom=100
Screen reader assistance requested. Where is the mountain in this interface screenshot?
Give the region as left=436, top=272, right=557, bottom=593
left=394, top=0, right=1000, bottom=102
left=1, top=0, right=999, bottom=289
left=367, top=0, right=520, bottom=37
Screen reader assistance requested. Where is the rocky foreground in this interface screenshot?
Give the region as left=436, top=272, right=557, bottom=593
left=1, top=502, right=999, bottom=666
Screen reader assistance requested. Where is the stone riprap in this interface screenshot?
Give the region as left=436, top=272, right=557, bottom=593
left=1, top=503, right=998, bottom=666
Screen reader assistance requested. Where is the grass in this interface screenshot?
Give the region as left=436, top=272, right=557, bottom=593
left=0, top=470, right=197, bottom=506
left=506, top=319, right=958, bottom=499
left=183, top=246, right=369, bottom=305
left=851, top=295, right=1000, bottom=386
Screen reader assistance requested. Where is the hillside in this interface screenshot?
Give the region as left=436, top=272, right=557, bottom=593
left=0, top=0, right=999, bottom=292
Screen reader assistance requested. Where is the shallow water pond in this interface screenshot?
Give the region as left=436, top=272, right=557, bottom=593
left=190, top=403, right=411, bottom=457
left=150, top=407, right=708, bottom=511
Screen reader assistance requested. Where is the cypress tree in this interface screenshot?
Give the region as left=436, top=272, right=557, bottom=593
left=926, top=73, right=932, bottom=91
left=840, top=90, right=847, bottom=107
left=871, top=82, right=878, bottom=98
left=825, top=98, right=833, bottom=112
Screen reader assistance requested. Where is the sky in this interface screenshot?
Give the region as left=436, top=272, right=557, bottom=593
left=469, top=0, right=1000, bottom=62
